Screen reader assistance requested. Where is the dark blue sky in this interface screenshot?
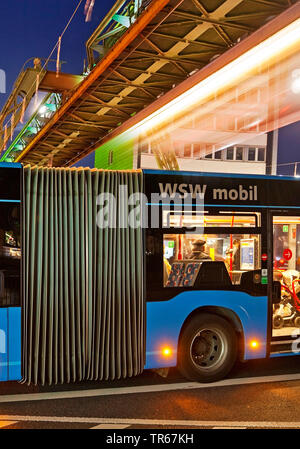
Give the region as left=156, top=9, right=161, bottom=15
left=278, top=123, right=300, bottom=176
left=0, top=0, right=115, bottom=109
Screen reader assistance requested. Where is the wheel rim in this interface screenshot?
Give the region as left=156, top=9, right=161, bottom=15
left=190, top=327, right=228, bottom=371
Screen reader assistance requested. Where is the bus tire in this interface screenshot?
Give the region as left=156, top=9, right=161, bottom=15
left=178, top=313, right=238, bottom=383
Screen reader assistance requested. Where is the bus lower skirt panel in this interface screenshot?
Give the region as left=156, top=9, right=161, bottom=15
left=22, top=167, right=145, bottom=385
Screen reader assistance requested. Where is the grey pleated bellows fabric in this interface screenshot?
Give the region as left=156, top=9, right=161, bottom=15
left=22, top=166, right=145, bottom=385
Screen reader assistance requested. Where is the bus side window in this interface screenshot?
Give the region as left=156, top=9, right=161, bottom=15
left=163, top=232, right=261, bottom=287
left=0, top=205, right=21, bottom=307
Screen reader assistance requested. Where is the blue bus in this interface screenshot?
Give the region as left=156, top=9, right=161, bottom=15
left=0, top=163, right=299, bottom=385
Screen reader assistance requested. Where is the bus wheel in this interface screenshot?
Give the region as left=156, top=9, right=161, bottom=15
left=178, top=313, right=238, bottom=383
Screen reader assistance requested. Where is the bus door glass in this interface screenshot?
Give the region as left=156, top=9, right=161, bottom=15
left=273, top=216, right=300, bottom=338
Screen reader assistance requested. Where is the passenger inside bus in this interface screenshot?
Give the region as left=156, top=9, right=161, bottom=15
left=190, top=239, right=212, bottom=260
left=163, top=233, right=260, bottom=287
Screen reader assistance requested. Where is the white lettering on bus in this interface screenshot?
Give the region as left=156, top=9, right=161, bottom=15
left=213, top=185, right=257, bottom=201
left=158, top=183, right=207, bottom=199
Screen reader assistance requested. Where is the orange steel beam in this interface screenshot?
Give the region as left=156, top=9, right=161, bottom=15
left=39, top=71, right=84, bottom=92
left=16, top=0, right=171, bottom=163
left=65, top=0, right=300, bottom=166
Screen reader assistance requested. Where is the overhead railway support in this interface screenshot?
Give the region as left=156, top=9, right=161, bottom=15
left=0, top=0, right=298, bottom=167
left=0, top=58, right=82, bottom=159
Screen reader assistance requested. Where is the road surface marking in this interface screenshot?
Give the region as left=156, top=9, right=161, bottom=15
left=0, top=421, right=17, bottom=428
left=1, top=373, right=300, bottom=403
left=0, top=416, right=300, bottom=428
left=91, top=424, right=130, bottom=429
left=213, top=427, right=247, bottom=429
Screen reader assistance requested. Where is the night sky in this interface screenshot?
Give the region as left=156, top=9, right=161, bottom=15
left=0, top=0, right=115, bottom=109
left=277, top=123, right=300, bottom=176
left=0, top=0, right=299, bottom=169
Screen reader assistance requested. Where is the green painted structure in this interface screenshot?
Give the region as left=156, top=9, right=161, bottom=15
left=94, top=134, right=135, bottom=170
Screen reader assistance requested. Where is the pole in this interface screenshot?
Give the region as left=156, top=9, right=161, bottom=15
left=294, top=162, right=298, bottom=177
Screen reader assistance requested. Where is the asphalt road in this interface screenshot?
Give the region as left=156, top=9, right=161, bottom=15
left=1, top=356, right=300, bottom=430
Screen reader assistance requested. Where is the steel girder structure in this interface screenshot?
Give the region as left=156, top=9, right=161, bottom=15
left=8, top=0, right=297, bottom=167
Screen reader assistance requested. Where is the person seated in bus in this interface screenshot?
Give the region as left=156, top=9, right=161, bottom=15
left=190, top=239, right=212, bottom=260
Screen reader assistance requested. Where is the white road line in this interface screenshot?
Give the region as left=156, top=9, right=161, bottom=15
left=213, top=427, right=247, bottom=429
left=91, top=424, right=130, bottom=429
left=0, top=415, right=299, bottom=428
left=0, top=373, right=300, bottom=403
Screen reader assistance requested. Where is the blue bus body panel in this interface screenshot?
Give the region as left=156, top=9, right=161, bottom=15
left=8, top=308, right=21, bottom=380
left=145, top=291, right=268, bottom=370
left=0, top=308, right=8, bottom=381
left=0, top=308, right=21, bottom=381
left=0, top=163, right=22, bottom=169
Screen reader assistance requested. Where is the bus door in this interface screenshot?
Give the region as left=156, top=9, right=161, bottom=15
left=271, top=212, right=300, bottom=354
left=0, top=165, right=21, bottom=381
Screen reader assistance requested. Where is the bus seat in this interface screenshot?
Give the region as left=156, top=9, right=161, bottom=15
left=195, top=261, right=232, bottom=288
left=166, top=263, right=185, bottom=287
left=180, top=263, right=201, bottom=287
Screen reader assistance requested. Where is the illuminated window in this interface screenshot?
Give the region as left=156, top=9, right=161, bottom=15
left=0, top=205, right=21, bottom=307
left=162, top=212, right=260, bottom=228
left=163, top=233, right=261, bottom=287
left=272, top=216, right=300, bottom=338
left=193, top=144, right=201, bottom=159
left=273, top=216, right=300, bottom=272
left=184, top=144, right=192, bottom=158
